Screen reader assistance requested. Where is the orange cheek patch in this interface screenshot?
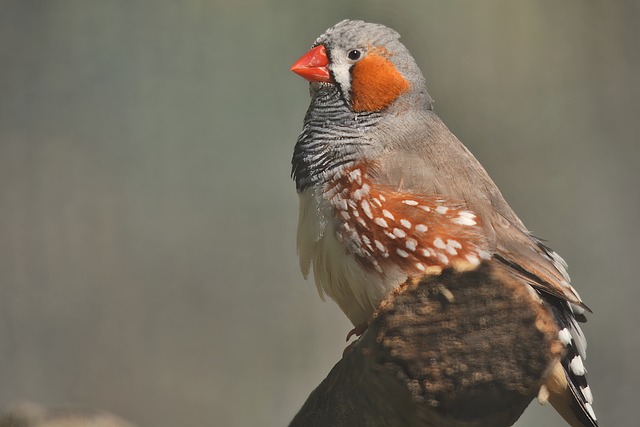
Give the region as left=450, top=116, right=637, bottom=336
left=350, top=52, right=410, bottom=112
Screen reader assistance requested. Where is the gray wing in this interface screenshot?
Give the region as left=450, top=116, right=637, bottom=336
left=373, top=109, right=588, bottom=309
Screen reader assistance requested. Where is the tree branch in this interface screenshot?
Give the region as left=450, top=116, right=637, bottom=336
left=290, top=263, right=562, bottom=427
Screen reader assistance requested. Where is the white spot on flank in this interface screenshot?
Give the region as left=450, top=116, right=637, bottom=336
left=400, top=219, right=412, bottom=228
left=447, top=239, right=462, bottom=249
left=420, top=249, right=432, bottom=257
left=336, top=200, right=348, bottom=211
left=415, top=262, right=426, bottom=271
left=446, top=240, right=462, bottom=255
left=384, top=231, right=396, bottom=240
left=373, top=263, right=383, bottom=273
left=356, top=217, right=368, bottom=228
left=396, top=249, right=409, bottom=258
left=382, top=209, right=395, bottom=220
left=570, top=355, right=586, bottom=376
left=374, top=240, right=386, bottom=253
left=361, top=200, right=373, bottom=219
left=433, top=238, right=446, bottom=249
left=435, top=206, right=449, bottom=214
left=379, top=194, right=386, bottom=201
left=419, top=205, right=431, bottom=212
left=452, top=217, right=477, bottom=226
left=402, top=200, right=419, bottom=206
left=581, top=385, right=594, bottom=405
left=558, top=328, right=572, bottom=345
left=352, top=188, right=368, bottom=200
left=374, top=217, right=388, bottom=228
left=437, top=253, right=449, bottom=264
left=415, top=224, right=428, bottom=233
left=465, top=254, right=480, bottom=266
left=405, top=238, right=417, bottom=251
left=348, top=169, right=362, bottom=183
left=340, top=211, right=350, bottom=220
left=478, top=250, right=491, bottom=260
left=393, top=228, right=407, bottom=238
left=372, top=197, right=382, bottom=207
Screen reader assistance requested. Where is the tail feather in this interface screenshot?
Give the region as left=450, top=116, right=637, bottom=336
left=542, top=299, right=598, bottom=426
left=544, top=360, right=598, bottom=427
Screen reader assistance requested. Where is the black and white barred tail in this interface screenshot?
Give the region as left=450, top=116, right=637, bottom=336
left=544, top=296, right=598, bottom=427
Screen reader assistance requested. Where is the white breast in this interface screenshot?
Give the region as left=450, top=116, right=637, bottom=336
left=296, top=189, right=407, bottom=326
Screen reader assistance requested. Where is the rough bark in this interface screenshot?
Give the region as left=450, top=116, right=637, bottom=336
left=290, top=263, right=563, bottom=427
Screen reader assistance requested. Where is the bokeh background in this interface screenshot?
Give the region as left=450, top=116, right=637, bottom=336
left=1, top=1, right=638, bottom=426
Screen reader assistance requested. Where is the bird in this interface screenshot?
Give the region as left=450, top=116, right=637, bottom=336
left=290, top=20, right=598, bottom=427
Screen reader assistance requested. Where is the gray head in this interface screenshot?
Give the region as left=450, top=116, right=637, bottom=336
left=291, top=20, right=433, bottom=191
left=292, top=20, right=433, bottom=113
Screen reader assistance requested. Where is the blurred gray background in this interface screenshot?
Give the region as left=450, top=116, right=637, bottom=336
left=1, top=1, right=638, bottom=426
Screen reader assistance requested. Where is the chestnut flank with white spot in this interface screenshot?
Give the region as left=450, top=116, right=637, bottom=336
left=324, top=162, right=491, bottom=276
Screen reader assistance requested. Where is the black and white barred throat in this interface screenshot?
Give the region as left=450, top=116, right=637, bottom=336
left=292, top=83, right=382, bottom=192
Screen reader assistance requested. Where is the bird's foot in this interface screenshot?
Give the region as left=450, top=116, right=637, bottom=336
left=342, top=321, right=371, bottom=357
left=346, top=322, right=369, bottom=342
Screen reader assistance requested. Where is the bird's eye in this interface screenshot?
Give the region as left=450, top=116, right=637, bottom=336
left=347, top=49, right=362, bottom=61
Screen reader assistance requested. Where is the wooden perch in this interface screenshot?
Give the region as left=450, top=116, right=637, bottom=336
left=289, top=263, right=563, bottom=427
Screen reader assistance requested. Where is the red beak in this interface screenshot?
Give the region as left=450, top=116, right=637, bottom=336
left=290, top=45, right=332, bottom=82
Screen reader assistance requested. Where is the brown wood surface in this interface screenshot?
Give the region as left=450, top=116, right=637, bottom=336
left=290, top=263, right=562, bottom=427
